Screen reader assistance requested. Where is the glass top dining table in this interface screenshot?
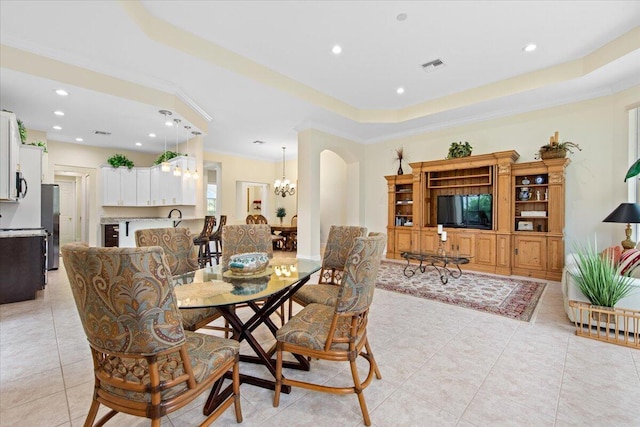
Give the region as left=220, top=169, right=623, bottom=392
left=172, top=258, right=321, bottom=308
left=171, top=257, right=322, bottom=416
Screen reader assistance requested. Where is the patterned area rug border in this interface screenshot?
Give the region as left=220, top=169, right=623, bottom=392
left=375, top=261, right=546, bottom=322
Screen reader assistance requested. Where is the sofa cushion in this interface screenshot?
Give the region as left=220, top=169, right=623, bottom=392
left=619, top=249, right=640, bottom=276
left=600, top=245, right=622, bottom=265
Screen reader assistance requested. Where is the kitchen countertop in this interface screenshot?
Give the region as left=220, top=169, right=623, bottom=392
left=101, top=217, right=179, bottom=224
left=0, top=229, right=47, bottom=238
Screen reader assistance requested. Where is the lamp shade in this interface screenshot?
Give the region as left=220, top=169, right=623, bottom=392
left=602, top=203, right=640, bottom=223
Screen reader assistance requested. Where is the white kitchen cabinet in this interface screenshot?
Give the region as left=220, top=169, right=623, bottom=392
left=101, top=166, right=137, bottom=206
left=0, top=111, right=21, bottom=201
left=136, top=168, right=150, bottom=206
left=103, top=157, right=196, bottom=207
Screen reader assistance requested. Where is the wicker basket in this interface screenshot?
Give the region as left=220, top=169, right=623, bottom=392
left=539, top=149, right=567, bottom=160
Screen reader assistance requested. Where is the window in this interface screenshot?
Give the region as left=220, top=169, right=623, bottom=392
left=207, top=183, right=217, bottom=215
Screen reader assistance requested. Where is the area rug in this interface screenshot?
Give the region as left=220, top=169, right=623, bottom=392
left=375, top=261, right=546, bottom=322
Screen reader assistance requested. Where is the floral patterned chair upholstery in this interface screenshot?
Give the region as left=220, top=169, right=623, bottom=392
left=273, top=234, right=387, bottom=427
left=135, top=227, right=225, bottom=333
left=221, top=224, right=274, bottom=270
left=61, top=243, right=242, bottom=427
left=290, top=225, right=368, bottom=314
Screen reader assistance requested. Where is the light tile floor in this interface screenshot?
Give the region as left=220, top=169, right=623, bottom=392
left=1, top=254, right=639, bottom=427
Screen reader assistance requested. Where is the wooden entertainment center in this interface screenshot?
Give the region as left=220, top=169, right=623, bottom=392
left=385, top=150, right=569, bottom=281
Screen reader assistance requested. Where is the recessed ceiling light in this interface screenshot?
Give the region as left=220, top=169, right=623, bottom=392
left=396, top=13, right=407, bottom=21
left=149, top=133, right=156, bottom=138
left=54, top=110, right=64, bottom=116
left=397, top=87, right=405, bottom=95
left=55, top=89, right=68, bottom=96
left=135, top=142, right=142, bottom=146
left=52, top=125, right=62, bottom=130
left=332, top=45, right=342, bottom=55
left=523, top=43, right=537, bottom=52
left=75, top=137, right=83, bottom=142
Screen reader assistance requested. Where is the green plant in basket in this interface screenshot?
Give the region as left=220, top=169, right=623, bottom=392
left=569, top=238, right=635, bottom=308
left=107, top=153, right=134, bottom=169
left=446, top=141, right=472, bottom=159
left=276, top=207, right=286, bottom=219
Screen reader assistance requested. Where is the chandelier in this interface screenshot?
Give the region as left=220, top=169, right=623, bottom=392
left=274, top=146, right=295, bottom=198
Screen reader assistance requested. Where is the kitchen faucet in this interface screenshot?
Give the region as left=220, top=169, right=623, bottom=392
left=168, top=209, right=182, bottom=227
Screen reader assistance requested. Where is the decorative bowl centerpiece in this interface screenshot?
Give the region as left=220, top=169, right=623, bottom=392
left=229, top=252, right=269, bottom=276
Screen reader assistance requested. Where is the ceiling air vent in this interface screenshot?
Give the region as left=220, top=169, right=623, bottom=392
left=421, top=58, right=445, bottom=73
left=93, top=130, right=111, bottom=136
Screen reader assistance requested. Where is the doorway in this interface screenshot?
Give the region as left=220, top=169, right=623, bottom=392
left=55, top=178, right=76, bottom=246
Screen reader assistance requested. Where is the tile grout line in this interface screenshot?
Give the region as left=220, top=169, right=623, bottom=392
left=552, top=335, right=571, bottom=427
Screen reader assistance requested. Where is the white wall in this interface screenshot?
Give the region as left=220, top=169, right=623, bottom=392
left=320, top=150, right=347, bottom=245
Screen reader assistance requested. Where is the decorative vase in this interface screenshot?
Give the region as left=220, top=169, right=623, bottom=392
left=279, top=217, right=283, bottom=224
left=397, top=161, right=403, bottom=175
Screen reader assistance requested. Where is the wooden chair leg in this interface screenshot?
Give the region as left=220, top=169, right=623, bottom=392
left=350, top=358, right=371, bottom=427
left=273, top=345, right=283, bottom=407
left=364, top=340, right=382, bottom=380
left=233, top=358, right=242, bottom=422
left=83, top=399, right=100, bottom=427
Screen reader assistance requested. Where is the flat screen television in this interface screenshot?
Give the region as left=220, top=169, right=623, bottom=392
left=437, top=194, right=492, bottom=230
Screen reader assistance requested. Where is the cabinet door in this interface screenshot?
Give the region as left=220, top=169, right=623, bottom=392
left=395, top=229, right=412, bottom=253
left=120, top=168, right=137, bottom=206
left=136, top=169, right=150, bottom=206
left=150, top=166, right=160, bottom=206
left=513, top=235, right=547, bottom=271
left=419, top=231, right=440, bottom=253
left=101, top=166, right=121, bottom=206
left=475, top=234, right=496, bottom=266
left=447, top=232, right=474, bottom=259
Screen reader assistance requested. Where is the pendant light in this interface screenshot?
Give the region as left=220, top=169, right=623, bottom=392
left=159, top=110, right=172, bottom=172
left=191, top=131, right=201, bottom=180
left=274, top=146, right=295, bottom=197
left=183, top=125, right=192, bottom=179
left=173, top=118, right=182, bottom=176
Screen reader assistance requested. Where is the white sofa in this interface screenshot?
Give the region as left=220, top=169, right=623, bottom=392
left=562, top=253, right=640, bottom=330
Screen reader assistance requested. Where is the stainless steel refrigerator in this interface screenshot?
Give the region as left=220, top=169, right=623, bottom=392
left=41, top=184, right=60, bottom=270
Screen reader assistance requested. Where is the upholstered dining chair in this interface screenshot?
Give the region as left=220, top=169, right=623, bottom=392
left=61, top=243, right=242, bottom=427
left=245, top=214, right=284, bottom=249
left=221, top=224, right=274, bottom=270
left=135, top=227, right=227, bottom=334
left=290, top=225, right=368, bottom=315
left=193, top=215, right=217, bottom=267
left=273, top=234, right=387, bottom=426
left=221, top=224, right=284, bottom=324
left=209, top=215, right=227, bottom=265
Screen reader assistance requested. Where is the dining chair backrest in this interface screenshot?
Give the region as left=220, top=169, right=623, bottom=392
left=135, top=227, right=199, bottom=276
left=335, top=234, right=387, bottom=316
left=221, top=224, right=274, bottom=270
left=246, top=214, right=269, bottom=224
left=319, top=225, right=368, bottom=285
left=62, top=242, right=186, bottom=354
left=291, top=215, right=298, bottom=227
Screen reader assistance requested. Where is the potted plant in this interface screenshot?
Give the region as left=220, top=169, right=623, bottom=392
left=107, top=153, right=134, bottom=169
left=154, top=150, right=180, bottom=165
left=569, top=238, right=636, bottom=320
left=536, top=132, right=581, bottom=160
left=16, top=118, right=27, bottom=144
left=446, top=141, right=472, bottom=159
left=276, top=207, right=287, bottom=224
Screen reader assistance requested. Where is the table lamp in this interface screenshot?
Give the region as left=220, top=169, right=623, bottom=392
left=602, top=203, right=640, bottom=250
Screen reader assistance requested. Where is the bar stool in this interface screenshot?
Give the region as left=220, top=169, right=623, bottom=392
left=209, top=215, right=226, bottom=265
left=194, top=215, right=216, bottom=267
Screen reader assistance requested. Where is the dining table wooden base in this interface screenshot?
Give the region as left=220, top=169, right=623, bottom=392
left=202, top=274, right=313, bottom=416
